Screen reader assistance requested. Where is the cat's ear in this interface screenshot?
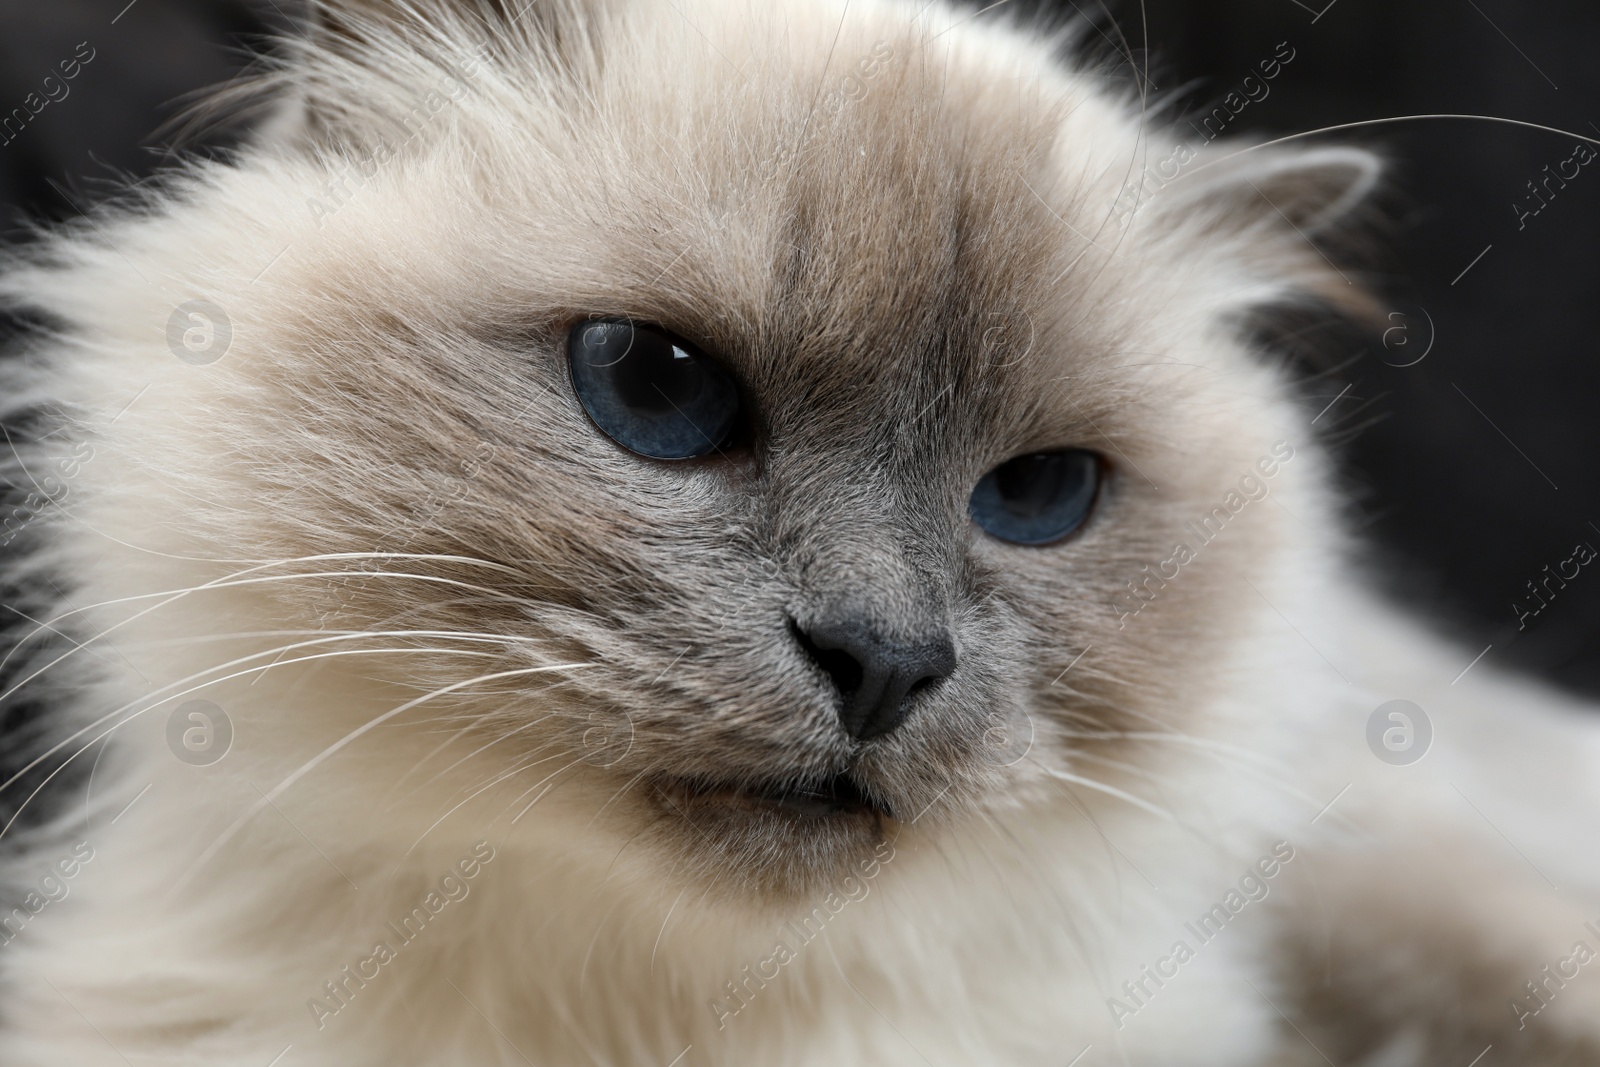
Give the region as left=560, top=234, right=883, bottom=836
left=1161, top=144, right=1381, bottom=236
left=1144, top=143, right=1382, bottom=315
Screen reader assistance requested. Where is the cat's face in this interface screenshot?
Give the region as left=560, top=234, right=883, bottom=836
left=33, top=0, right=1375, bottom=899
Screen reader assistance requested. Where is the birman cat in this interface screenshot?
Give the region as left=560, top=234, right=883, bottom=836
left=2, top=1, right=1598, bottom=1064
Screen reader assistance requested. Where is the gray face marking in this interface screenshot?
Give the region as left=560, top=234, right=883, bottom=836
left=49, top=0, right=1369, bottom=901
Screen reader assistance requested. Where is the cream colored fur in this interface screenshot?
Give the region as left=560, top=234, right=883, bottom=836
left=1, top=1, right=1599, bottom=1064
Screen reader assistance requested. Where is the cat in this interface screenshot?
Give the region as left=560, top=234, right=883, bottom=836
left=2, top=0, right=1599, bottom=1064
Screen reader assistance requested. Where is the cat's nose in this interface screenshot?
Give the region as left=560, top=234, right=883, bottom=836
left=795, top=617, right=957, bottom=741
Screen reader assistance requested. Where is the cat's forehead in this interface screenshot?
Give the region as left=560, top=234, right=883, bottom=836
left=458, top=1, right=1141, bottom=388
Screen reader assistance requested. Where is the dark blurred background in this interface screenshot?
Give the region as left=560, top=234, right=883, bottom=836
left=2, top=0, right=1596, bottom=694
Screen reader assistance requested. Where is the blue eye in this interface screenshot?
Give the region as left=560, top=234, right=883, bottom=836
left=567, top=320, right=741, bottom=460
left=970, top=450, right=1102, bottom=545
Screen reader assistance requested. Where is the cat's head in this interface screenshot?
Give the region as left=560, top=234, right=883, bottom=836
left=6, top=0, right=1377, bottom=899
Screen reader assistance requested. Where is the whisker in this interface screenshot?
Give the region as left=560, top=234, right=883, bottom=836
left=1187, top=113, right=1600, bottom=179
left=386, top=713, right=558, bottom=807
left=507, top=752, right=592, bottom=825
left=172, top=664, right=591, bottom=893
left=584, top=769, right=649, bottom=833
left=0, top=550, right=522, bottom=669
left=0, top=569, right=532, bottom=708
left=395, top=763, right=540, bottom=867
left=1038, top=767, right=1174, bottom=822
left=0, top=629, right=538, bottom=800
left=0, top=646, right=507, bottom=841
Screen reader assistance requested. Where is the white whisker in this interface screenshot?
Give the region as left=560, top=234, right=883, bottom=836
left=173, top=664, right=591, bottom=893
left=0, top=629, right=538, bottom=801
left=0, top=646, right=509, bottom=841
left=1038, top=767, right=1174, bottom=822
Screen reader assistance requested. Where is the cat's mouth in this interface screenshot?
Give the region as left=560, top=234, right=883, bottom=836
left=651, top=772, right=893, bottom=822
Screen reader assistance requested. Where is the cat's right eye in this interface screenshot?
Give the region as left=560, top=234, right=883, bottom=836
left=969, top=449, right=1103, bottom=546
left=567, top=319, right=741, bottom=461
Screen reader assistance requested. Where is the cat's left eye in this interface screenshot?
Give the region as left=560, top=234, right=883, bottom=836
left=969, top=449, right=1103, bottom=546
left=567, top=319, right=741, bottom=461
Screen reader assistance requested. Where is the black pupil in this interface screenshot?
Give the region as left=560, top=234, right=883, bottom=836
left=994, top=453, right=1076, bottom=518
left=586, top=325, right=704, bottom=414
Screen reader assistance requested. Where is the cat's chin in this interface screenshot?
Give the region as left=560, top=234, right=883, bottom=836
left=643, top=772, right=896, bottom=897
left=651, top=772, right=893, bottom=821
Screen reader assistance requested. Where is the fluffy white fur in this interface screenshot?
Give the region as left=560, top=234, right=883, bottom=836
left=1, top=1, right=1599, bottom=1064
